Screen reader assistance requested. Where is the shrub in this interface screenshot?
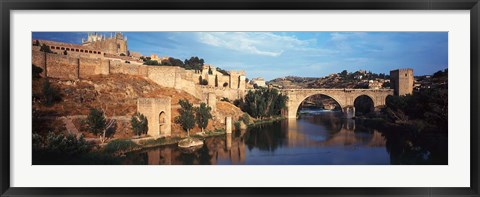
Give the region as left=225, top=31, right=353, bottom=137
left=32, top=64, right=43, bottom=79
left=33, top=132, right=93, bottom=159
left=201, top=79, right=208, bottom=85
left=239, top=113, right=251, bottom=125
left=42, top=79, right=61, bottom=106
left=131, top=112, right=148, bottom=136
left=104, top=139, right=140, bottom=154
left=220, top=97, right=230, bottom=102
left=40, top=44, right=53, bottom=53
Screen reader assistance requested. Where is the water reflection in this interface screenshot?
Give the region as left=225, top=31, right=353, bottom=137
left=123, top=110, right=446, bottom=165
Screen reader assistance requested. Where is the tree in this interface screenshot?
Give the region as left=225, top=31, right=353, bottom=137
left=86, top=108, right=116, bottom=143
left=43, top=79, right=61, bottom=106
left=175, top=99, right=195, bottom=136
left=144, top=60, right=160, bottom=65
left=168, top=57, right=184, bottom=67
left=40, top=44, right=53, bottom=53
left=340, top=70, right=348, bottom=78
left=131, top=112, right=148, bottom=136
left=195, top=103, right=212, bottom=133
left=208, top=67, right=213, bottom=75
left=242, top=87, right=288, bottom=119
left=201, top=79, right=208, bottom=85
left=86, top=108, right=106, bottom=138
left=32, top=64, right=43, bottom=79
left=184, top=56, right=204, bottom=71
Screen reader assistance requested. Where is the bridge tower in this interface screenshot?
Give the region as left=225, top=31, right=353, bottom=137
left=390, top=68, right=414, bottom=96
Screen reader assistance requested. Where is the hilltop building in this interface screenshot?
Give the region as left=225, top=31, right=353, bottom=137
left=251, top=77, right=267, bottom=88
left=82, top=32, right=129, bottom=56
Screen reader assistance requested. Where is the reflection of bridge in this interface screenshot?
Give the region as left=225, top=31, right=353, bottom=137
left=283, top=119, right=386, bottom=148
left=280, top=89, right=393, bottom=118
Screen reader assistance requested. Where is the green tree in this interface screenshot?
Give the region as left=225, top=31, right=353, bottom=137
left=195, top=103, right=212, bottom=133
left=242, top=87, right=288, bottom=119
left=32, top=64, right=43, bottom=79
left=131, top=112, right=148, bottom=136
left=43, top=79, right=61, bottom=106
left=184, top=56, right=204, bottom=71
left=175, top=99, right=195, bottom=136
left=86, top=108, right=116, bottom=143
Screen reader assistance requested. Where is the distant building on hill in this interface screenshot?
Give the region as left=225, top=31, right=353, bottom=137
left=251, top=77, right=266, bottom=88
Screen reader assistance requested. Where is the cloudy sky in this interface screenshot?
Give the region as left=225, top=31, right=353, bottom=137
left=33, top=32, right=448, bottom=80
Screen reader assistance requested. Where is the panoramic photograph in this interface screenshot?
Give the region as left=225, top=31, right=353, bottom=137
left=31, top=32, right=448, bottom=165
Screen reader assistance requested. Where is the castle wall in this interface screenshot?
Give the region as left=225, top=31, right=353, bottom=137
left=79, top=57, right=100, bottom=77
left=32, top=48, right=245, bottom=101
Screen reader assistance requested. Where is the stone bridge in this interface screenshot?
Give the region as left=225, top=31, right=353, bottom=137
left=280, top=89, right=394, bottom=119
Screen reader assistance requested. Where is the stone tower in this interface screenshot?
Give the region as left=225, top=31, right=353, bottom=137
left=390, top=68, right=414, bottom=96
left=137, top=97, right=172, bottom=138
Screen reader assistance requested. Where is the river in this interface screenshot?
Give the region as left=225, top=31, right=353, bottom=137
left=123, top=109, right=447, bottom=165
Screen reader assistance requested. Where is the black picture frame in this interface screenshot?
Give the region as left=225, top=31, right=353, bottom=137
left=1, top=0, right=479, bottom=196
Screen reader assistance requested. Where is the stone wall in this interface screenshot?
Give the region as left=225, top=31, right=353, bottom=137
left=46, top=52, right=79, bottom=79
left=32, top=49, right=246, bottom=101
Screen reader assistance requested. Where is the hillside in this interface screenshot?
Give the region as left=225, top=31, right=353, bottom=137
left=32, top=74, right=248, bottom=139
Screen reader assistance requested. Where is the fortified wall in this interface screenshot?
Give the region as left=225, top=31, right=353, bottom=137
left=32, top=48, right=246, bottom=101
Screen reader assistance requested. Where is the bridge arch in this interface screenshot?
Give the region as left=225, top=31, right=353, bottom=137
left=285, top=92, right=345, bottom=119
left=353, top=94, right=375, bottom=116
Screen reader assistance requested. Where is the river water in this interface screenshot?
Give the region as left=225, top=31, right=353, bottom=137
left=123, top=109, right=447, bottom=165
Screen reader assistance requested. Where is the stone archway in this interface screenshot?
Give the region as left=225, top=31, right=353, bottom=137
left=353, top=94, right=375, bottom=116
left=284, top=92, right=345, bottom=119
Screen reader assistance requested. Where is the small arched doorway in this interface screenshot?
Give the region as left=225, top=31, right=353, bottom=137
left=159, top=111, right=166, bottom=135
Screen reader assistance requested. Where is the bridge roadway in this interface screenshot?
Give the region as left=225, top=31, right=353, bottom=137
left=279, top=88, right=394, bottom=119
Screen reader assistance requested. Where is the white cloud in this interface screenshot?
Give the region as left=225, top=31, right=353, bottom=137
left=197, top=32, right=314, bottom=57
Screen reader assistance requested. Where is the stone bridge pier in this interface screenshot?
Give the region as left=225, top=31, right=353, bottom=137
left=280, top=89, right=393, bottom=119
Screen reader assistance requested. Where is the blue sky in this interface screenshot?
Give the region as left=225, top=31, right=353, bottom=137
left=33, top=32, right=448, bottom=80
